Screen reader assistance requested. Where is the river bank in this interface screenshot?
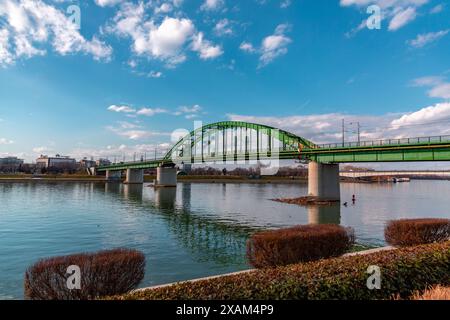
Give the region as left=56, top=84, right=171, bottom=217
left=0, top=174, right=106, bottom=183
left=0, top=174, right=309, bottom=184
left=1, top=174, right=444, bottom=184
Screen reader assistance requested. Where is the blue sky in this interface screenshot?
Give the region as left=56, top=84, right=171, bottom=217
left=0, top=0, right=449, bottom=163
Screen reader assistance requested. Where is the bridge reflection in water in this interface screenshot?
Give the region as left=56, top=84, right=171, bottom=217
left=100, top=183, right=341, bottom=265
left=154, top=185, right=254, bottom=265
left=101, top=183, right=253, bottom=265
left=307, top=204, right=341, bottom=225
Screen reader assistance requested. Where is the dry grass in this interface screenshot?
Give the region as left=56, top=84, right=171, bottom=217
left=412, top=286, right=450, bottom=300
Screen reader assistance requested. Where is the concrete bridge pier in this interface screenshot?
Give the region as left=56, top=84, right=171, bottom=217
left=124, top=168, right=144, bottom=184
left=308, top=161, right=340, bottom=201
left=155, top=166, right=177, bottom=187
left=106, top=170, right=122, bottom=182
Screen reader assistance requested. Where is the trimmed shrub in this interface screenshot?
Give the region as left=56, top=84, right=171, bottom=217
left=114, top=241, right=450, bottom=300
left=25, top=248, right=145, bottom=300
left=385, top=218, right=450, bottom=247
left=247, top=224, right=355, bottom=268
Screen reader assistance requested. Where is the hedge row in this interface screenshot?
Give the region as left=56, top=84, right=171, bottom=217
left=115, top=241, right=450, bottom=300
left=385, top=218, right=450, bottom=247
left=25, top=248, right=145, bottom=300
left=247, top=224, right=355, bottom=268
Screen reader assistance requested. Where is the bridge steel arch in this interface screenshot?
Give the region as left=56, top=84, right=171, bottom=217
left=163, top=121, right=316, bottom=164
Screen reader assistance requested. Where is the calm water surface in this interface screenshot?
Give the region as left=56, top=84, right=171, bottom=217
left=1, top=180, right=449, bottom=299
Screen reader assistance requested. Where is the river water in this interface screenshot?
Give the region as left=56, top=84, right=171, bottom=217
left=1, top=180, right=449, bottom=299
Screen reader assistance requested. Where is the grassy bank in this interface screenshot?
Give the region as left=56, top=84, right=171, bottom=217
left=113, top=241, right=450, bottom=300
left=0, top=174, right=105, bottom=182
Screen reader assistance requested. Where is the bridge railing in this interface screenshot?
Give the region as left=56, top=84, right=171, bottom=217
left=315, top=135, right=450, bottom=149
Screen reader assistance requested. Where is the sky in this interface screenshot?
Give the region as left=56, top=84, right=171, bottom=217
left=0, top=0, right=449, bottom=167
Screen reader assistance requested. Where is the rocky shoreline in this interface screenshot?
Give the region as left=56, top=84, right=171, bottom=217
left=272, top=196, right=340, bottom=206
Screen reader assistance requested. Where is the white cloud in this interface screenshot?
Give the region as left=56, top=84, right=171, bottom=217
left=177, top=104, right=202, bottom=114
left=70, top=142, right=172, bottom=161
left=108, top=105, right=136, bottom=113
left=14, top=33, right=45, bottom=57
left=0, top=29, right=14, bottom=66
left=174, top=104, right=203, bottom=118
left=411, top=76, right=444, bottom=87
left=0, top=0, right=112, bottom=66
left=200, top=0, right=224, bottom=11
left=430, top=4, right=444, bottom=14
left=94, top=0, right=122, bottom=7
left=141, top=17, right=193, bottom=65
left=108, top=103, right=203, bottom=119
left=280, top=0, right=292, bottom=8
left=117, top=121, right=141, bottom=129
left=155, top=3, right=173, bottom=14
left=32, top=146, right=52, bottom=153
left=260, top=34, right=291, bottom=67
left=214, top=19, right=233, bottom=36
left=407, top=30, right=449, bottom=48
left=240, top=24, right=292, bottom=68
left=239, top=42, right=256, bottom=53
left=148, top=70, right=163, bottom=78
left=227, top=112, right=390, bottom=143
left=0, top=138, right=13, bottom=145
left=391, top=103, right=450, bottom=128
left=107, top=125, right=169, bottom=140
left=108, top=3, right=193, bottom=66
left=191, top=32, right=223, bottom=60
left=412, top=75, right=450, bottom=99
left=429, top=84, right=450, bottom=99
left=388, top=7, right=417, bottom=31
left=136, top=107, right=168, bottom=116
left=227, top=102, right=450, bottom=144
left=340, top=0, right=428, bottom=8
left=108, top=3, right=221, bottom=66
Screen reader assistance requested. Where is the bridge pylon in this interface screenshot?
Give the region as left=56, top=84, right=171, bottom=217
left=124, top=168, right=144, bottom=184
left=308, top=161, right=340, bottom=201
left=154, top=166, right=177, bottom=188
left=106, top=170, right=122, bottom=183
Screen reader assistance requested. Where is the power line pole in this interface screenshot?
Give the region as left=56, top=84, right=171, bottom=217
left=342, top=119, right=345, bottom=147
left=357, top=122, right=361, bottom=146
left=350, top=121, right=361, bottom=146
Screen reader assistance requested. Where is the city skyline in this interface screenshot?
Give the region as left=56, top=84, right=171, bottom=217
left=0, top=0, right=449, bottom=163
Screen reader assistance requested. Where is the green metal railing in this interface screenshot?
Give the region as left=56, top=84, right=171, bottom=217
left=317, top=135, right=450, bottom=149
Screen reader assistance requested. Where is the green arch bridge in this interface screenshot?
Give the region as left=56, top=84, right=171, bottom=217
left=97, top=121, right=450, bottom=200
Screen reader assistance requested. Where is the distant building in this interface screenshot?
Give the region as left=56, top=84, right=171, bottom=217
left=0, top=157, right=24, bottom=172
left=36, top=154, right=76, bottom=171
left=80, top=158, right=97, bottom=169
left=96, top=158, right=111, bottom=167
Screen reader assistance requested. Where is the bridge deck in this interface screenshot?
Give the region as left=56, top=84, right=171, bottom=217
left=97, top=132, right=450, bottom=172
